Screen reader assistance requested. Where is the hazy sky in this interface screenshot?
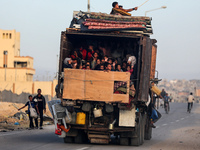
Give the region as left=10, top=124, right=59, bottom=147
left=1, top=0, right=200, bottom=80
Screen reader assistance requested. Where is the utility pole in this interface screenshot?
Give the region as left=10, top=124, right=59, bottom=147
left=88, top=0, right=90, bottom=12
left=56, top=54, right=58, bottom=78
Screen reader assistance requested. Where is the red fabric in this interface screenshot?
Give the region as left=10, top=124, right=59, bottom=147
left=83, top=19, right=146, bottom=30
left=114, top=91, right=132, bottom=108
left=70, top=55, right=76, bottom=59
left=79, top=48, right=94, bottom=60
left=55, top=124, right=62, bottom=135
left=87, top=25, right=145, bottom=30
left=126, top=69, right=133, bottom=75
left=85, top=19, right=146, bottom=25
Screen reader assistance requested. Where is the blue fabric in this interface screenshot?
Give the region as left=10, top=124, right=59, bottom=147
left=151, top=108, right=158, bottom=121
left=164, top=96, right=169, bottom=102
left=25, top=101, right=36, bottom=113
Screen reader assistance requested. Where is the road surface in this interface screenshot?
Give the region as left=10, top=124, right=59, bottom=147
left=0, top=102, right=200, bottom=150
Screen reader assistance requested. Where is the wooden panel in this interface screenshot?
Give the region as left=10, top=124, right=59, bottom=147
left=85, top=70, right=113, bottom=101
left=63, top=69, right=85, bottom=100
left=138, top=37, right=152, bottom=102
left=113, top=94, right=129, bottom=103
left=63, top=69, right=130, bottom=103
left=150, top=44, right=157, bottom=79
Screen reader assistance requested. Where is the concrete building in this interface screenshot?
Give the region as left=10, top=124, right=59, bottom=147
left=0, top=29, right=57, bottom=100
left=196, top=88, right=200, bottom=97
left=0, top=29, right=35, bottom=82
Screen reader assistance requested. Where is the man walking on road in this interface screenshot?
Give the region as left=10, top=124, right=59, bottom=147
left=33, top=89, right=46, bottom=129
left=187, top=92, right=194, bottom=112
left=160, top=89, right=166, bottom=108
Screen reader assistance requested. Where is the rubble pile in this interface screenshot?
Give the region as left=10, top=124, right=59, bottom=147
left=0, top=102, right=53, bottom=132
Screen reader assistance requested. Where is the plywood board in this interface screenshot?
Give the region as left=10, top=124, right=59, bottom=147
left=63, top=69, right=85, bottom=100
left=63, top=69, right=130, bottom=103
left=150, top=44, right=157, bottom=79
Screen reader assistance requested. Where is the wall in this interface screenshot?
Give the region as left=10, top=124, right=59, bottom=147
left=0, top=90, right=53, bottom=104
left=196, top=89, right=200, bottom=97
left=0, top=80, right=58, bottom=100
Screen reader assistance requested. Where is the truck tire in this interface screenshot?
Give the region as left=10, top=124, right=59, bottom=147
left=74, top=134, right=83, bottom=143
left=130, top=114, right=142, bottom=146
left=74, top=130, right=88, bottom=144
left=119, top=137, right=129, bottom=146
left=64, top=136, right=73, bottom=143
left=144, top=125, right=152, bottom=140
left=140, top=114, right=146, bottom=145
left=144, top=116, right=152, bottom=140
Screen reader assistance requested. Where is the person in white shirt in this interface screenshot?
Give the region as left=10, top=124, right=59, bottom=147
left=187, top=92, right=194, bottom=112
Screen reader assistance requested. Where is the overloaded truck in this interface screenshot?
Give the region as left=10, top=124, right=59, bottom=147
left=48, top=11, right=159, bottom=146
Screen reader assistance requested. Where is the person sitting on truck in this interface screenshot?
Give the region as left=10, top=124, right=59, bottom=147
left=94, top=59, right=101, bottom=70
left=70, top=50, right=82, bottom=64
left=104, top=55, right=108, bottom=62
left=80, top=45, right=94, bottom=61
left=63, top=58, right=72, bottom=69
left=110, top=1, right=138, bottom=16
left=105, top=62, right=112, bottom=72
left=86, top=65, right=91, bottom=70
left=126, top=65, right=133, bottom=75
left=72, top=62, right=78, bottom=69
left=115, top=63, right=123, bottom=72
left=101, top=58, right=105, bottom=64
left=127, top=56, right=137, bottom=68
left=91, top=52, right=99, bottom=69
left=100, top=64, right=105, bottom=70
left=121, top=61, right=127, bottom=71
left=108, top=58, right=115, bottom=70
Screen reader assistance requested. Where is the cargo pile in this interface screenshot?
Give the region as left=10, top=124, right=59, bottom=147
left=69, top=11, right=153, bottom=34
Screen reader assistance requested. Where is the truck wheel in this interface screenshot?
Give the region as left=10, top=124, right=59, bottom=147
left=64, top=136, right=73, bottom=143
left=130, top=114, right=142, bottom=146
left=119, top=137, right=129, bottom=146
left=144, top=116, right=152, bottom=140
left=74, top=134, right=83, bottom=143
left=74, top=131, right=88, bottom=144
left=144, top=125, right=152, bottom=140
left=140, top=114, right=146, bottom=145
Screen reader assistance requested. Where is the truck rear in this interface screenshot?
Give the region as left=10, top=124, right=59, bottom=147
left=49, top=11, right=158, bottom=146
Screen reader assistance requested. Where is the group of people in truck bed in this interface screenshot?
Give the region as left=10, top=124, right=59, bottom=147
left=63, top=44, right=136, bottom=77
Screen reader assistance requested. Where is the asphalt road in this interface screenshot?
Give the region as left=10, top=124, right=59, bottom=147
left=0, top=102, right=199, bottom=150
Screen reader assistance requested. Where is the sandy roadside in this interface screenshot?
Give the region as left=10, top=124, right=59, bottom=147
left=149, top=104, right=200, bottom=150
left=0, top=102, right=52, bottom=131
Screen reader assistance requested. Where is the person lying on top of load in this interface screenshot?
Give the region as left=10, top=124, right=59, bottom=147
left=110, top=1, right=138, bottom=16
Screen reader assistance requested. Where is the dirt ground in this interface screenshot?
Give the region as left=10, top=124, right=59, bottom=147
left=0, top=102, right=52, bottom=131
left=149, top=104, right=200, bottom=150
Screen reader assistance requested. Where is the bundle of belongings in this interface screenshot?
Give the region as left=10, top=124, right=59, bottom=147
left=69, top=11, right=152, bottom=33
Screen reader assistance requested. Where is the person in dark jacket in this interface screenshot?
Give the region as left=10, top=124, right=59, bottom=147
left=33, top=89, right=46, bottom=129
left=18, top=95, right=39, bottom=129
